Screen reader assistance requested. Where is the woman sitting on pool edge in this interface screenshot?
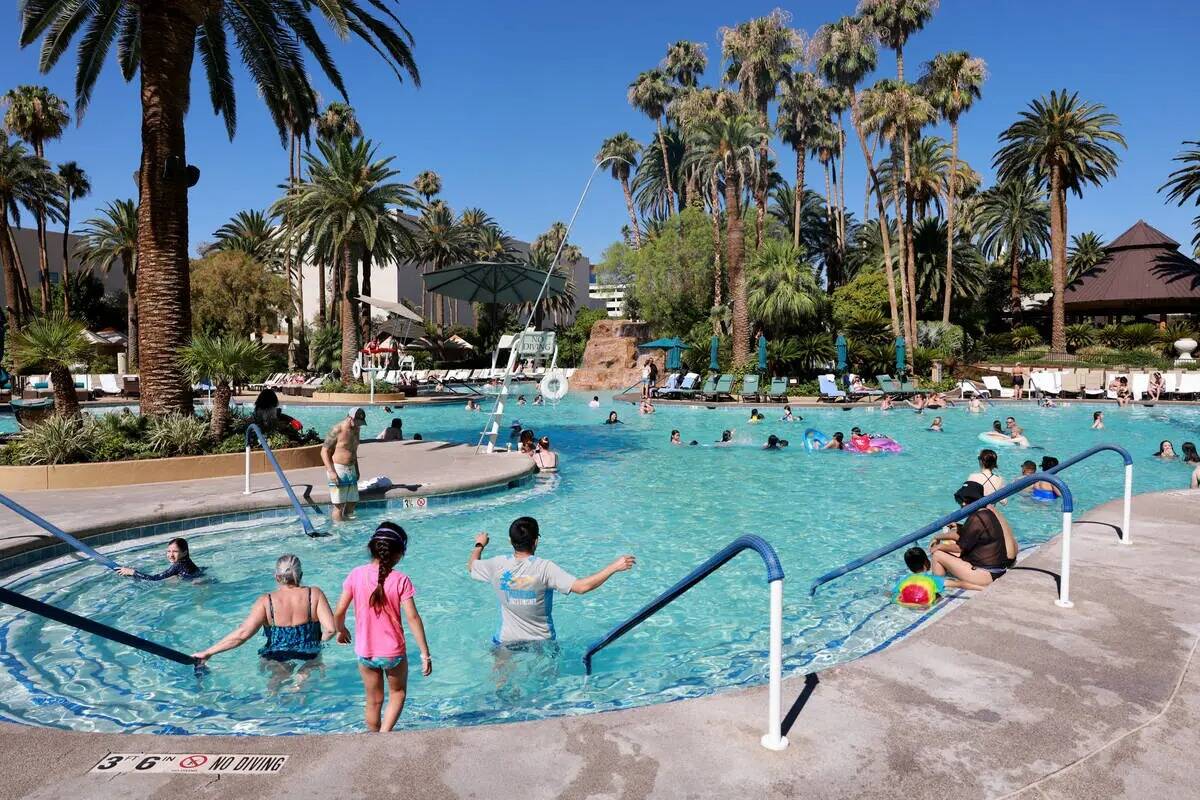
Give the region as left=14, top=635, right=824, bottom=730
left=117, top=538, right=203, bottom=581
left=930, top=481, right=1018, bottom=590
left=191, top=555, right=336, bottom=676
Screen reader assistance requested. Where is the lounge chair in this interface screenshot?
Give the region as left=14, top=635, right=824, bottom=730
left=767, top=377, right=789, bottom=402
left=657, top=372, right=699, bottom=398
left=1129, top=372, right=1150, bottom=401
left=1162, top=371, right=1181, bottom=399
left=1177, top=371, right=1200, bottom=399
left=848, top=374, right=883, bottom=397
left=695, top=374, right=719, bottom=399
left=1058, top=371, right=1082, bottom=397
left=1082, top=371, right=1106, bottom=397
left=122, top=375, right=140, bottom=398
left=876, top=375, right=902, bottom=395
left=957, top=379, right=988, bottom=398
left=740, top=374, right=761, bottom=402
left=817, top=374, right=848, bottom=403
left=653, top=373, right=681, bottom=397
left=95, top=374, right=122, bottom=397
left=1104, top=371, right=1128, bottom=399
left=1030, top=369, right=1060, bottom=397
left=706, top=373, right=735, bottom=401
left=249, top=373, right=282, bottom=391
left=898, top=376, right=920, bottom=395
left=981, top=375, right=1014, bottom=399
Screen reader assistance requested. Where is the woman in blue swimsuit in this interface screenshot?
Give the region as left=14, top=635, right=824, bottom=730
left=192, top=555, right=337, bottom=681
left=1030, top=456, right=1061, bottom=501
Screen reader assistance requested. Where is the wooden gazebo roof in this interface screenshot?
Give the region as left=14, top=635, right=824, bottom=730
left=1064, top=220, right=1200, bottom=312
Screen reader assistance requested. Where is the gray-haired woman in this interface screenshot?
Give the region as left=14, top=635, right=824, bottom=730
left=192, top=555, right=336, bottom=681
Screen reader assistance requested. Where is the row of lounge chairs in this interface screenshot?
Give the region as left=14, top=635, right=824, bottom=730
left=22, top=374, right=139, bottom=400
left=818, top=374, right=919, bottom=403
left=653, top=372, right=793, bottom=402
left=961, top=368, right=1200, bottom=400
left=249, top=367, right=579, bottom=396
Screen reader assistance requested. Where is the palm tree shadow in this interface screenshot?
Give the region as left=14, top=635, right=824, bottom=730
left=1150, top=250, right=1200, bottom=291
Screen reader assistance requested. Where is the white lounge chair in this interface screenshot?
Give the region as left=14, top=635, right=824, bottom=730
left=1104, top=372, right=1129, bottom=399
left=957, top=380, right=987, bottom=398
left=1162, top=371, right=1180, bottom=398
left=1176, top=372, right=1200, bottom=399
left=982, top=375, right=1014, bottom=398
left=96, top=373, right=122, bottom=397
left=1030, top=370, right=1061, bottom=396
left=1129, top=372, right=1150, bottom=401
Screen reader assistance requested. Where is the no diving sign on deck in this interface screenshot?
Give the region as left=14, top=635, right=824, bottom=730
left=91, top=753, right=288, bottom=775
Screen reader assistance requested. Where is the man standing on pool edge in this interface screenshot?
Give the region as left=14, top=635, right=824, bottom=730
left=322, top=407, right=366, bottom=522
left=468, top=517, right=636, bottom=645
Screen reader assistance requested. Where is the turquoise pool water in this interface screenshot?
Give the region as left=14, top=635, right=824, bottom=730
left=1, top=394, right=1197, bottom=734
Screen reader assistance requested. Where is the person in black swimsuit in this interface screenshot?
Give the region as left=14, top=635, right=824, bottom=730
left=116, top=538, right=203, bottom=581
left=929, top=482, right=1017, bottom=590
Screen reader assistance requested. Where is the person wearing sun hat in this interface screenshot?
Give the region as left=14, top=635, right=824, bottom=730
left=928, top=481, right=1019, bottom=590
left=322, top=407, right=366, bottom=521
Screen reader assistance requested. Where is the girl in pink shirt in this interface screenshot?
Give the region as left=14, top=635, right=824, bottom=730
left=334, top=522, right=432, bottom=732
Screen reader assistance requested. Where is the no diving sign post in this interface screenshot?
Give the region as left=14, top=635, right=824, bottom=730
left=91, top=753, right=288, bottom=775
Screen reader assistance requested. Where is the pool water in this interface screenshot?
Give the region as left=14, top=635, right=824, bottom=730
left=1, top=394, right=1197, bottom=734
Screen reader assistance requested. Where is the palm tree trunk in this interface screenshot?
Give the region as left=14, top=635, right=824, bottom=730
left=851, top=101, right=900, bottom=337
left=0, top=215, right=23, bottom=326
left=317, top=258, right=327, bottom=326
left=211, top=381, right=232, bottom=439
left=941, top=120, right=959, bottom=324
left=656, top=118, right=676, bottom=210
left=891, top=168, right=914, bottom=360
left=905, top=192, right=918, bottom=332
left=725, top=171, right=748, bottom=365
left=35, top=208, right=50, bottom=313
left=9, top=228, right=34, bottom=318
left=61, top=197, right=72, bottom=318
left=135, top=2, right=199, bottom=414
left=50, top=363, right=80, bottom=417
left=710, top=173, right=723, bottom=334
left=285, top=132, right=296, bottom=370
left=793, top=137, right=807, bottom=249
left=124, top=256, right=139, bottom=365
left=360, top=248, right=372, bottom=345
left=836, top=116, right=847, bottom=255
left=340, top=243, right=360, bottom=379
left=620, top=176, right=641, bottom=248
left=1049, top=164, right=1067, bottom=353
left=1009, top=243, right=1021, bottom=316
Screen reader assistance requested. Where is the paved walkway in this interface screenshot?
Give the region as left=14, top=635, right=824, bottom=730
left=0, top=489, right=1196, bottom=798
left=0, top=440, right=535, bottom=562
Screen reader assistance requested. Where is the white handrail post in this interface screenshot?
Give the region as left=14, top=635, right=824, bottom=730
left=1055, top=511, right=1074, bottom=608
left=760, top=578, right=789, bottom=751
left=1121, top=463, right=1132, bottom=545
left=243, top=445, right=251, bottom=495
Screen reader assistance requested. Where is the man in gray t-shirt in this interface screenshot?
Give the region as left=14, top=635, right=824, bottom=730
left=468, top=516, right=636, bottom=645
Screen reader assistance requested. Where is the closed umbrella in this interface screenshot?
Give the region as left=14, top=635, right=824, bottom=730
left=895, top=336, right=906, bottom=375
left=757, top=335, right=768, bottom=373
left=835, top=334, right=847, bottom=373
left=709, top=336, right=720, bottom=371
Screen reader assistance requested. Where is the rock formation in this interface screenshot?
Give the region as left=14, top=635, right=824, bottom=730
left=570, top=319, right=660, bottom=391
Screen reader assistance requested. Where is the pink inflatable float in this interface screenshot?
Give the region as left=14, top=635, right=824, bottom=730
left=845, top=434, right=902, bottom=453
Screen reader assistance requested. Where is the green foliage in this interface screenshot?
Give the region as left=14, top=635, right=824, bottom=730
left=1064, top=323, right=1095, bottom=352
left=145, top=414, right=210, bottom=456
left=791, top=333, right=836, bottom=371
left=844, top=309, right=892, bottom=346
left=556, top=307, right=609, bottom=366
left=917, top=321, right=965, bottom=354
left=1009, top=325, right=1042, bottom=350
left=179, top=335, right=270, bottom=386
left=307, top=323, right=342, bottom=372
left=50, top=271, right=125, bottom=330
left=318, top=379, right=399, bottom=394
left=626, top=208, right=716, bottom=336
left=1160, top=320, right=1198, bottom=356
left=746, top=239, right=827, bottom=332
left=10, top=315, right=91, bottom=371
left=12, top=414, right=98, bottom=465
left=190, top=250, right=290, bottom=338
left=849, top=342, right=896, bottom=378
left=832, top=270, right=890, bottom=330
left=1120, top=323, right=1159, bottom=349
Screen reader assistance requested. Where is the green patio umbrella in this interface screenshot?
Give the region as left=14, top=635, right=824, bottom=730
left=709, top=336, right=720, bottom=371
left=422, top=261, right=567, bottom=305
left=836, top=334, right=847, bottom=372
left=638, top=338, right=690, bottom=371
left=895, top=336, right=906, bottom=375
left=757, top=335, right=768, bottom=373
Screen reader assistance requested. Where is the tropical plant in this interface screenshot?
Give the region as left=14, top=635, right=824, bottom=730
left=844, top=308, right=893, bottom=345
left=1160, top=320, right=1198, bottom=357
left=0, top=135, right=51, bottom=323
left=406, top=201, right=476, bottom=326
left=909, top=217, right=986, bottom=314
left=145, top=414, right=210, bottom=457
left=307, top=322, right=342, bottom=372
left=211, top=209, right=282, bottom=268
left=974, top=175, right=1051, bottom=313
left=55, top=160, right=90, bottom=318
left=10, top=315, right=90, bottom=416
left=1097, top=323, right=1125, bottom=348
left=746, top=240, right=827, bottom=331
left=1067, top=231, right=1107, bottom=283
left=1064, top=323, right=1095, bottom=352
left=628, top=69, right=677, bottom=209
left=776, top=71, right=827, bottom=248
left=1120, top=322, right=1160, bottom=350
left=1160, top=140, right=1200, bottom=253
left=769, top=184, right=835, bottom=275
left=1009, top=325, right=1042, bottom=350
left=413, top=170, right=442, bottom=203
left=190, top=250, right=290, bottom=338
left=180, top=335, right=269, bottom=439
left=20, top=0, right=420, bottom=414
left=994, top=90, right=1126, bottom=352
left=919, top=50, right=985, bottom=322
left=76, top=199, right=139, bottom=364
left=665, top=41, right=708, bottom=88
left=597, top=133, right=642, bottom=247
left=631, top=127, right=686, bottom=220
left=13, top=414, right=99, bottom=465
left=792, top=332, right=837, bottom=370
left=315, top=102, right=363, bottom=143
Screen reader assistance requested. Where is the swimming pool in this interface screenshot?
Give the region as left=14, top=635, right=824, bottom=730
left=1, top=395, right=1197, bottom=734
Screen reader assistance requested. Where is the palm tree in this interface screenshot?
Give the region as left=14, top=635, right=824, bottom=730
left=746, top=239, right=827, bottom=330
left=777, top=71, right=826, bottom=249
left=919, top=51, right=985, bottom=323
left=277, top=137, right=414, bottom=378
left=857, top=0, right=937, bottom=84
left=721, top=10, right=802, bottom=248
left=20, top=1, right=419, bottom=415
left=0, top=136, right=50, bottom=324
left=686, top=113, right=767, bottom=364
left=769, top=184, right=835, bottom=273
left=631, top=127, right=686, bottom=220
left=315, top=101, right=363, bottom=143
left=179, top=335, right=269, bottom=440
left=1067, top=231, right=1107, bottom=283
left=406, top=202, right=475, bottom=328
left=909, top=217, right=985, bottom=315
left=55, top=161, right=90, bottom=318
left=597, top=134, right=642, bottom=247
left=628, top=69, right=677, bottom=210
left=994, top=91, right=1125, bottom=351
left=665, top=41, right=708, bottom=89
left=76, top=199, right=140, bottom=364
left=975, top=176, right=1051, bottom=313
left=413, top=170, right=442, bottom=203
left=3, top=86, right=69, bottom=313
left=211, top=210, right=282, bottom=267
left=10, top=315, right=90, bottom=416
left=1160, top=140, right=1200, bottom=254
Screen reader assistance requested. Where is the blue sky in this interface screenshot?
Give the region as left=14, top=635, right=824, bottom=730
left=3, top=0, right=1199, bottom=263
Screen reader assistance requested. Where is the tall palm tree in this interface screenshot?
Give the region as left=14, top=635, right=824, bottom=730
left=597, top=134, right=642, bottom=247
left=686, top=113, right=767, bottom=364
left=994, top=91, right=1125, bottom=351
left=55, top=161, right=90, bottom=318
left=1067, top=231, right=1107, bottom=283
left=631, top=127, right=686, bottom=220
left=777, top=71, right=826, bottom=249
left=413, top=170, right=442, bottom=203
left=277, top=137, right=414, bottom=378
left=857, top=0, right=938, bottom=84
left=1160, top=140, right=1200, bottom=255
left=2, top=86, right=69, bottom=313
left=721, top=10, right=802, bottom=248
left=10, top=315, right=90, bottom=416
left=665, top=41, right=708, bottom=88
left=919, top=51, right=985, bottom=323
left=315, top=101, right=363, bottom=143
left=76, top=199, right=140, bottom=364
left=180, top=335, right=269, bottom=440
left=628, top=69, right=677, bottom=210
left=975, top=176, right=1051, bottom=313
left=406, top=202, right=475, bottom=328
left=746, top=239, right=827, bottom=330
left=20, top=1, right=419, bottom=414
left=211, top=210, right=282, bottom=267
left=0, top=136, right=51, bottom=324
left=909, top=217, right=986, bottom=315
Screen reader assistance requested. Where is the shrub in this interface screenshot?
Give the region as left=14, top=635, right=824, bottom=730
left=843, top=309, right=892, bottom=346
left=1097, top=323, right=1125, bottom=348
left=1120, top=323, right=1159, bottom=349
left=917, top=321, right=965, bottom=355
left=14, top=415, right=99, bottom=465
left=319, top=379, right=398, bottom=394
left=1077, top=345, right=1119, bottom=360
left=146, top=414, right=210, bottom=457
left=1009, top=325, right=1042, bottom=350
left=1064, top=323, right=1095, bottom=352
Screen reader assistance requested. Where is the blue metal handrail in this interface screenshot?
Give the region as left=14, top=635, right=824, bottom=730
left=1043, top=444, right=1134, bottom=543
left=583, top=535, right=783, bottom=674
left=244, top=424, right=317, bottom=536
left=0, top=493, right=118, bottom=570
left=809, top=471, right=1073, bottom=597
left=0, top=585, right=198, bottom=668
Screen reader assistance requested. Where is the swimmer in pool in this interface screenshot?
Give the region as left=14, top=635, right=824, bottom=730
left=589, top=396, right=600, bottom=408
left=748, top=409, right=765, bottom=423
left=907, top=393, right=926, bottom=413
left=640, top=400, right=655, bottom=414
left=1005, top=416, right=1030, bottom=448
left=1028, top=457, right=1061, bottom=500
left=1092, top=411, right=1104, bottom=430
left=781, top=406, right=795, bottom=422
left=715, top=430, right=734, bottom=446
left=117, top=538, right=204, bottom=581
left=763, top=434, right=788, bottom=450
left=968, top=396, right=983, bottom=413
left=517, top=395, right=527, bottom=406
left=604, top=411, right=623, bottom=425
left=929, top=416, right=943, bottom=432
left=879, top=395, right=894, bottom=410
left=670, top=429, right=682, bottom=445
left=849, top=427, right=879, bottom=454
left=1154, top=440, right=1177, bottom=459
left=824, top=431, right=845, bottom=450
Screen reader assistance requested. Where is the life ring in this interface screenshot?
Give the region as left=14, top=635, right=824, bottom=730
left=978, top=431, right=1019, bottom=447
left=539, top=370, right=568, bottom=401
left=803, top=428, right=829, bottom=452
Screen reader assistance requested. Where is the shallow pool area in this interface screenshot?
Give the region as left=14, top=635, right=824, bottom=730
left=1, top=394, right=1197, bottom=734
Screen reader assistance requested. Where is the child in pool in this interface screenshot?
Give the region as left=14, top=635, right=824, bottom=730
left=929, top=416, right=943, bottom=432
left=894, top=547, right=945, bottom=605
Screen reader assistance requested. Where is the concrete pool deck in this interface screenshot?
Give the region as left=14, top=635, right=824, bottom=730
left=0, top=439, right=535, bottom=566
left=0, top=487, right=1196, bottom=798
